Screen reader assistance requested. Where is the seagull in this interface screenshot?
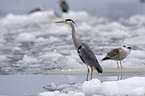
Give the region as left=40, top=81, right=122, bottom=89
left=102, top=44, right=131, bottom=68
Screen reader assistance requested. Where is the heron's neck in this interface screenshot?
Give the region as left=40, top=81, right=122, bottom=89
left=70, top=23, right=80, bottom=50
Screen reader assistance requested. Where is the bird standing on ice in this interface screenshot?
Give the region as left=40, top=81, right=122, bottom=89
left=55, top=18, right=103, bottom=81
left=102, top=45, right=131, bottom=69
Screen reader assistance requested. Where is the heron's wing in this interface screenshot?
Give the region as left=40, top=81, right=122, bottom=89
left=78, top=43, right=103, bottom=73
left=107, top=48, right=120, bottom=58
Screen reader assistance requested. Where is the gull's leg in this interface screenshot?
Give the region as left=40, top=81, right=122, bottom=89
left=120, top=61, right=123, bottom=69
left=117, top=75, right=123, bottom=80
left=86, top=64, right=89, bottom=81
left=91, top=67, right=93, bottom=80
left=117, top=61, right=119, bottom=69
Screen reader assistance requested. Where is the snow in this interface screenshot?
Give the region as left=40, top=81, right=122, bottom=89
left=16, top=33, right=36, bottom=42
left=124, top=36, right=145, bottom=45
left=64, top=56, right=84, bottom=70
left=39, top=91, right=85, bottom=96
left=82, top=79, right=104, bottom=95
left=19, top=55, right=38, bottom=63
left=102, top=77, right=145, bottom=95
left=39, top=77, right=145, bottom=96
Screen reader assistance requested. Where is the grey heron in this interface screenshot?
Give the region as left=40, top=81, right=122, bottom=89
left=55, top=19, right=103, bottom=81
left=102, top=45, right=131, bottom=69
left=59, top=0, right=69, bottom=13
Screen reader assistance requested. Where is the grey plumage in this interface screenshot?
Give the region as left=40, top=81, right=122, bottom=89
left=78, top=43, right=103, bottom=73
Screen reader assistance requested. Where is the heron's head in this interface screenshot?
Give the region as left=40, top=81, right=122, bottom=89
left=121, top=44, right=131, bottom=52
left=54, top=18, right=77, bottom=27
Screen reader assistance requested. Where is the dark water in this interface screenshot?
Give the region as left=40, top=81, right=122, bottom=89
left=0, top=0, right=145, bottom=19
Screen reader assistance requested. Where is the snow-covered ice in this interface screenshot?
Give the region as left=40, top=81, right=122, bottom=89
left=0, top=10, right=145, bottom=74
left=39, top=77, right=145, bottom=96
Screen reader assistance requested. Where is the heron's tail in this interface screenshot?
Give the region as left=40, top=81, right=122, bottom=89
left=94, top=61, right=103, bottom=73
left=95, top=65, right=103, bottom=73
left=101, top=57, right=110, bottom=61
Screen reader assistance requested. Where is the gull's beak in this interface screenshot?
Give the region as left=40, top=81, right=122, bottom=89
left=54, top=21, right=65, bottom=23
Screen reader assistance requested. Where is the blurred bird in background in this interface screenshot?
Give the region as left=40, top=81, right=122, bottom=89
left=59, top=0, right=69, bottom=13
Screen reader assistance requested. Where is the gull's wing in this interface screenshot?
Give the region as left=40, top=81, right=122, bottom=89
left=102, top=48, right=121, bottom=60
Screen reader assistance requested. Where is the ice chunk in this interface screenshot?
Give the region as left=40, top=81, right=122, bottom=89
left=128, top=15, right=145, bottom=25
left=124, top=36, right=145, bottom=45
left=38, top=52, right=63, bottom=61
left=129, top=87, right=145, bottom=96
left=64, top=56, right=84, bottom=70
left=102, top=77, right=145, bottom=95
left=20, top=55, right=38, bottom=63
left=16, top=33, right=36, bottom=42
left=129, top=50, right=145, bottom=58
left=82, top=79, right=104, bottom=95
left=39, top=91, right=85, bottom=96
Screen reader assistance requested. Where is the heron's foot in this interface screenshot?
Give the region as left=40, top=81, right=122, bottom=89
left=86, top=78, right=88, bottom=81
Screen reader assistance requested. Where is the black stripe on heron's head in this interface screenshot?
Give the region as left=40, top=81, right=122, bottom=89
left=65, top=19, right=78, bottom=27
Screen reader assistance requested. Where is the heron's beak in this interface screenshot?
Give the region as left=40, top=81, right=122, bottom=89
left=54, top=21, right=65, bottom=23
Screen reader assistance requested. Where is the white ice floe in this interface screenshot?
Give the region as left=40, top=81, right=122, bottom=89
left=124, top=36, right=145, bottom=45
left=102, top=77, right=145, bottom=95
left=38, top=52, right=63, bottom=61
left=128, top=15, right=145, bottom=25
left=19, top=55, right=38, bottom=63
left=16, top=33, right=36, bottom=42
left=1, top=10, right=57, bottom=25
left=39, top=77, right=145, bottom=96
left=82, top=79, right=104, bottom=95
left=39, top=91, right=85, bottom=96
left=96, top=22, right=127, bottom=32
left=0, top=10, right=145, bottom=74
left=64, top=56, right=85, bottom=70
left=129, top=50, right=145, bottom=58
left=0, top=34, right=5, bottom=43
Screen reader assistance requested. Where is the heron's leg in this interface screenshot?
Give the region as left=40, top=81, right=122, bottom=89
left=117, top=61, right=119, bottom=69
left=91, top=67, right=93, bottom=80
left=86, top=64, right=89, bottom=81
left=120, top=61, right=123, bottom=69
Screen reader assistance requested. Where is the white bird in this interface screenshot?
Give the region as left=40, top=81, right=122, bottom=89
left=102, top=45, right=131, bottom=69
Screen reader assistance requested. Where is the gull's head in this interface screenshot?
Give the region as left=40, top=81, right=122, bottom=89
left=121, top=44, right=132, bottom=53
left=54, top=18, right=77, bottom=27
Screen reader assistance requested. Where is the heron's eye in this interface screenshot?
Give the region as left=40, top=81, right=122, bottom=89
left=65, top=19, right=72, bottom=22
left=127, top=47, right=131, bottom=49
left=123, top=45, right=126, bottom=47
